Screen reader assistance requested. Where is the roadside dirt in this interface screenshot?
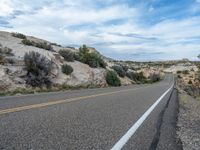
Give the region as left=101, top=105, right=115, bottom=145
left=177, top=88, right=200, bottom=150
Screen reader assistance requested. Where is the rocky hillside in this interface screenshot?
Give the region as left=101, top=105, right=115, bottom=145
left=0, top=31, right=161, bottom=95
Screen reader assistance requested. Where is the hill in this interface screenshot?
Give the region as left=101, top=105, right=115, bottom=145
left=0, top=31, right=163, bottom=95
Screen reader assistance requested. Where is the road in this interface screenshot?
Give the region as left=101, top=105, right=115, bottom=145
left=0, top=74, right=181, bottom=150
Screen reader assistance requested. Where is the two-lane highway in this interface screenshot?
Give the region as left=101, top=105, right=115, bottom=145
left=0, top=74, right=176, bottom=149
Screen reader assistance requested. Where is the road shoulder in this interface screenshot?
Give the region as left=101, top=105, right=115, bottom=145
left=177, top=88, right=200, bottom=150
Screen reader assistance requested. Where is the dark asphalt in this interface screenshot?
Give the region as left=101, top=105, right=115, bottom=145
left=0, top=74, right=179, bottom=150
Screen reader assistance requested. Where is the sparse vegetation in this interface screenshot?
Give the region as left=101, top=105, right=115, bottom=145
left=3, top=47, right=13, bottom=56
left=178, top=75, right=182, bottom=78
left=126, top=71, right=146, bottom=82
left=182, top=70, right=189, bottom=74
left=78, top=45, right=106, bottom=68
left=51, top=43, right=61, bottom=47
left=24, top=51, right=53, bottom=87
left=12, top=32, right=26, bottom=39
left=74, top=52, right=81, bottom=61
left=112, top=65, right=126, bottom=77
left=62, top=64, right=73, bottom=75
left=149, top=73, right=160, bottom=82
left=59, top=50, right=74, bottom=62
left=0, top=45, right=13, bottom=56
left=0, top=54, right=4, bottom=64
left=22, top=39, right=33, bottom=46
left=106, top=70, right=121, bottom=86
left=22, top=39, right=53, bottom=51
left=0, top=45, right=14, bottom=64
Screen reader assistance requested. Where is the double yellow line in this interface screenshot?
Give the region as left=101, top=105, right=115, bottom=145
left=0, top=87, right=146, bottom=115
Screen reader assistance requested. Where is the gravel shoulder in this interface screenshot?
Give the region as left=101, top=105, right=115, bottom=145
left=177, top=88, right=200, bottom=150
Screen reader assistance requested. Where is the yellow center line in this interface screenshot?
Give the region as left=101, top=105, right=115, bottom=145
left=0, top=86, right=151, bottom=115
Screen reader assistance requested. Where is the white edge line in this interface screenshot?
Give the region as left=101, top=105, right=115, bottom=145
left=111, top=84, right=174, bottom=150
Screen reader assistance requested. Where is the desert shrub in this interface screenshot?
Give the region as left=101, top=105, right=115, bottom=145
left=74, top=52, right=81, bottom=61
left=22, top=39, right=53, bottom=51
left=177, top=75, right=182, bottom=78
left=12, top=32, right=26, bottom=39
left=126, top=71, right=146, bottom=82
left=188, top=80, right=192, bottom=84
left=35, top=42, right=53, bottom=51
left=149, top=73, right=160, bottom=82
left=121, top=65, right=129, bottom=72
left=0, top=54, right=4, bottom=63
left=126, top=71, right=138, bottom=81
left=182, top=70, right=189, bottom=74
left=3, top=47, right=13, bottom=56
left=24, top=51, right=53, bottom=87
left=106, top=70, right=121, bottom=86
left=5, top=58, right=15, bottom=64
left=59, top=50, right=74, bottom=62
left=62, top=64, right=73, bottom=75
left=22, top=39, right=33, bottom=46
left=78, top=45, right=106, bottom=68
left=51, top=43, right=61, bottom=47
left=84, top=52, right=106, bottom=68
left=112, top=65, right=126, bottom=77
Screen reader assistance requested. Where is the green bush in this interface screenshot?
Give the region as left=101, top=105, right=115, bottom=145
left=177, top=71, right=182, bottom=74
left=24, top=51, right=53, bottom=87
left=78, top=45, right=106, bottom=68
left=112, top=65, right=126, bottom=77
left=62, top=64, right=73, bottom=75
left=106, top=70, right=121, bottom=86
left=84, top=52, right=106, bottom=68
left=12, top=32, right=26, bottom=39
left=59, top=50, right=74, bottom=62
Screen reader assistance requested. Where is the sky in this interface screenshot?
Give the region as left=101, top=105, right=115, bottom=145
left=0, top=0, right=200, bottom=61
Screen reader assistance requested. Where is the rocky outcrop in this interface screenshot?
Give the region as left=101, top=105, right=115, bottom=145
left=52, top=61, right=107, bottom=87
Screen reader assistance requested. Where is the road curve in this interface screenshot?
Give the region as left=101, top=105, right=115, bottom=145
left=0, top=74, right=176, bottom=150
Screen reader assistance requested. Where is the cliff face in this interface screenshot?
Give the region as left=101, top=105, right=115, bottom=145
left=0, top=31, right=109, bottom=92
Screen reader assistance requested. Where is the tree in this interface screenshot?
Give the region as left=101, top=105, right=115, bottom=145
left=78, top=45, right=106, bottom=68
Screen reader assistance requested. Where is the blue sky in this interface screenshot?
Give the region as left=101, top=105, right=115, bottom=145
left=0, top=0, right=200, bottom=61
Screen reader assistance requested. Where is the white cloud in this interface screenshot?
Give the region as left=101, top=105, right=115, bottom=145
left=0, top=0, right=200, bottom=60
left=0, top=0, right=13, bottom=16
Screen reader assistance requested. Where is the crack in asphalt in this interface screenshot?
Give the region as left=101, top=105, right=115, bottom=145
left=149, top=86, right=174, bottom=150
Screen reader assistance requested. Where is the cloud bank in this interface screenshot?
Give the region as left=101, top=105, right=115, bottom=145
left=0, top=0, right=200, bottom=61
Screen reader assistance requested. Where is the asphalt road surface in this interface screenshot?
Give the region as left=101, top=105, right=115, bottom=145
left=0, top=74, right=181, bottom=150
